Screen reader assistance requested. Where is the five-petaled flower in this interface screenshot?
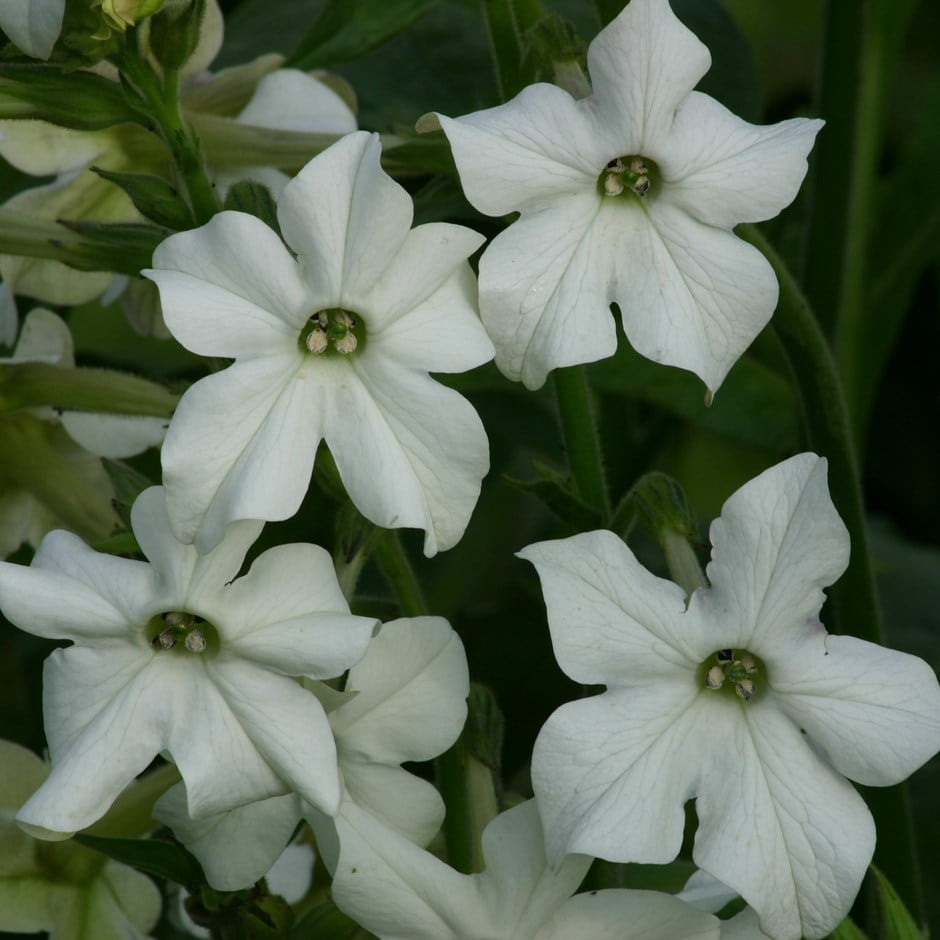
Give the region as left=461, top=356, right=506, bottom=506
left=524, top=454, right=940, bottom=940
left=433, top=0, right=823, bottom=393
left=146, top=130, right=494, bottom=556
left=0, top=486, right=377, bottom=839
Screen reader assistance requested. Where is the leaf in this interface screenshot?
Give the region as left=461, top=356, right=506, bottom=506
left=291, top=897, right=364, bottom=940
left=828, top=915, right=870, bottom=940
left=74, top=833, right=206, bottom=890
left=504, top=460, right=604, bottom=531
left=286, top=0, right=443, bottom=69
left=91, top=167, right=195, bottom=232
left=871, top=866, right=927, bottom=940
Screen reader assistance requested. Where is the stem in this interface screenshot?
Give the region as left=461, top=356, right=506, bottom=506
left=553, top=365, right=610, bottom=522
left=743, top=224, right=923, bottom=921
left=374, top=532, right=427, bottom=617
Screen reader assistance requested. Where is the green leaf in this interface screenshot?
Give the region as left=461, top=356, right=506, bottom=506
left=91, top=167, right=195, bottom=231
left=291, top=897, right=363, bottom=940
left=504, top=460, right=603, bottom=531
left=828, top=915, right=870, bottom=940
left=872, top=866, right=927, bottom=940
left=286, top=0, right=443, bottom=69
left=74, top=833, right=205, bottom=889
left=0, top=63, right=141, bottom=129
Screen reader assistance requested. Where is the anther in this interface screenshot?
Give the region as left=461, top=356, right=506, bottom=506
left=185, top=630, right=207, bottom=654
left=735, top=680, right=755, bottom=702
left=705, top=665, right=725, bottom=690
left=306, top=328, right=328, bottom=354
left=154, top=628, right=176, bottom=650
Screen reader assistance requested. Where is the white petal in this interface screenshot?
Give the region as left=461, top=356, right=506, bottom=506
left=17, top=645, right=164, bottom=836
left=0, top=529, right=154, bottom=640
left=688, top=454, right=848, bottom=652
left=438, top=84, right=606, bottom=217
left=477, top=801, right=591, bottom=936
left=208, top=658, right=342, bottom=816
left=519, top=530, right=700, bottom=682
left=0, top=120, right=108, bottom=177
left=615, top=199, right=778, bottom=393
left=531, top=684, right=705, bottom=866
left=146, top=211, right=311, bottom=356
left=369, top=259, right=494, bottom=373
left=677, top=870, right=739, bottom=914
left=160, top=355, right=317, bottom=551
left=478, top=194, right=619, bottom=389
left=330, top=800, right=482, bottom=940
left=278, top=132, right=412, bottom=304
left=663, top=93, right=824, bottom=228
left=693, top=700, right=875, bottom=940
left=328, top=355, right=489, bottom=556
left=587, top=0, right=710, bottom=151
left=237, top=69, right=357, bottom=135
left=771, top=632, right=940, bottom=786
left=60, top=413, right=167, bottom=458
left=0, top=0, right=65, bottom=58
left=537, top=889, right=719, bottom=940
left=153, top=783, right=301, bottom=891
left=340, top=759, right=445, bottom=847
left=331, top=617, right=469, bottom=763
left=218, top=543, right=375, bottom=676
left=8, top=307, right=72, bottom=364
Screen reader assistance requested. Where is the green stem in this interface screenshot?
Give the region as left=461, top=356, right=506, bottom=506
left=553, top=365, right=610, bottom=522
left=743, top=224, right=923, bottom=921
left=436, top=744, right=498, bottom=874
left=374, top=532, right=427, bottom=617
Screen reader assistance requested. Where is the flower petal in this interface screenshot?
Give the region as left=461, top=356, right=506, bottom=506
left=208, top=658, right=342, bottom=816
left=331, top=617, right=469, bottom=763
left=146, top=210, right=311, bottom=356
left=688, top=454, right=849, bottom=652
left=0, top=0, right=65, bottom=59
left=237, top=69, right=357, bottom=135
left=478, top=195, right=619, bottom=389
left=160, top=355, right=317, bottom=551
left=663, top=93, right=824, bottom=228
left=531, top=684, right=704, bottom=866
left=587, top=0, right=710, bottom=152
left=437, top=84, right=606, bottom=216
left=153, top=783, right=301, bottom=891
left=615, top=199, right=778, bottom=393
left=771, top=632, right=940, bottom=786
left=278, top=132, right=412, bottom=304
left=218, top=542, right=375, bottom=676
left=537, top=889, right=719, bottom=940
left=519, top=530, right=699, bottom=682
left=60, top=412, right=168, bottom=459
left=328, top=355, right=489, bottom=556
left=693, top=700, right=875, bottom=940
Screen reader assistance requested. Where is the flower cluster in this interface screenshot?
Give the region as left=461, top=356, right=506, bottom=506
left=0, top=0, right=938, bottom=939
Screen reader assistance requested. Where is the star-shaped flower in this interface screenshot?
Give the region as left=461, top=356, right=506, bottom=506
left=524, top=454, right=940, bottom=940
left=153, top=615, right=470, bottom=890
left=0, top=486, right=376, bottom=838
left=145, top=131, right=493, bottom=555
left=331, top=798, right=720, bottom=940
left=433, top=0, right=822, bottom=392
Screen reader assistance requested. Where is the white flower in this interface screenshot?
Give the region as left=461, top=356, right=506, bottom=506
left=145, top=131, right=493, bottom=556
left=0, top=308, right=166, bottom=557
left=331, top=798, right=720, bottom=940
left=0, top=486, right=376, bottom=838
left=153, top=616, right=469, bottom=890
left=0, top=0, right=64, bottom=59
left=0, top=740, right=161, bottom=940
left=433, top=0, right=822, bottom=392
left=524, top=454, right=940, bottom=940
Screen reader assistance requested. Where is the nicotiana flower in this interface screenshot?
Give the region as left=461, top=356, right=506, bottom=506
left=0, top=308, right=166, bottom=557
left=0, top=486, right=376, bottom=838
left=154, top=616, right=470, bottom=890
left=524, top=454, right=940, bottom=940
left=0, top=740, right=161, bottom=940
left=432, top=0, right=822, bottom=392
left=145, top=131, right=493, bottom=556
left=0, top=0, right=356, bottom=314
left=331, top=797, right=720, bottom=940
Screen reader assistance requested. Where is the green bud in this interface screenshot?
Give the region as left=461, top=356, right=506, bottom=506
left=521, top=14, right=590, bottom=98
left=223, top=180, right=280, bottom=235
left=94, top=0, right=166, bottom=33
left=92, top=167, right=195, bottom=230
left=148, top=0, right=206, bottom=71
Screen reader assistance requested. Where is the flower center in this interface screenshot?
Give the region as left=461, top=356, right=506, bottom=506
left=598, top=155, right=656, bottom=199
left=146, top=611, right=219, bottom=655
left=299, top=308, right=366, bottom=357
left=699, top=648, right=765, bottom=703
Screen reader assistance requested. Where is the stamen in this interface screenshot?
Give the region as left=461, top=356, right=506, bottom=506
left=185, top=630, right=207, bottom=654
left=735, top=680, right=755, bottom=702
left=705, top=665, right=725, bottom=690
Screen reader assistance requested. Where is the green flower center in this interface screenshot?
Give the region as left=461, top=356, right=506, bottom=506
left=299, top=307, right=367, bottom=357
left=597, top=154, right=657, bottom=199
left=698, top=648, right=766, bottom=703
left=146, top=611, right=219, bottom=655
